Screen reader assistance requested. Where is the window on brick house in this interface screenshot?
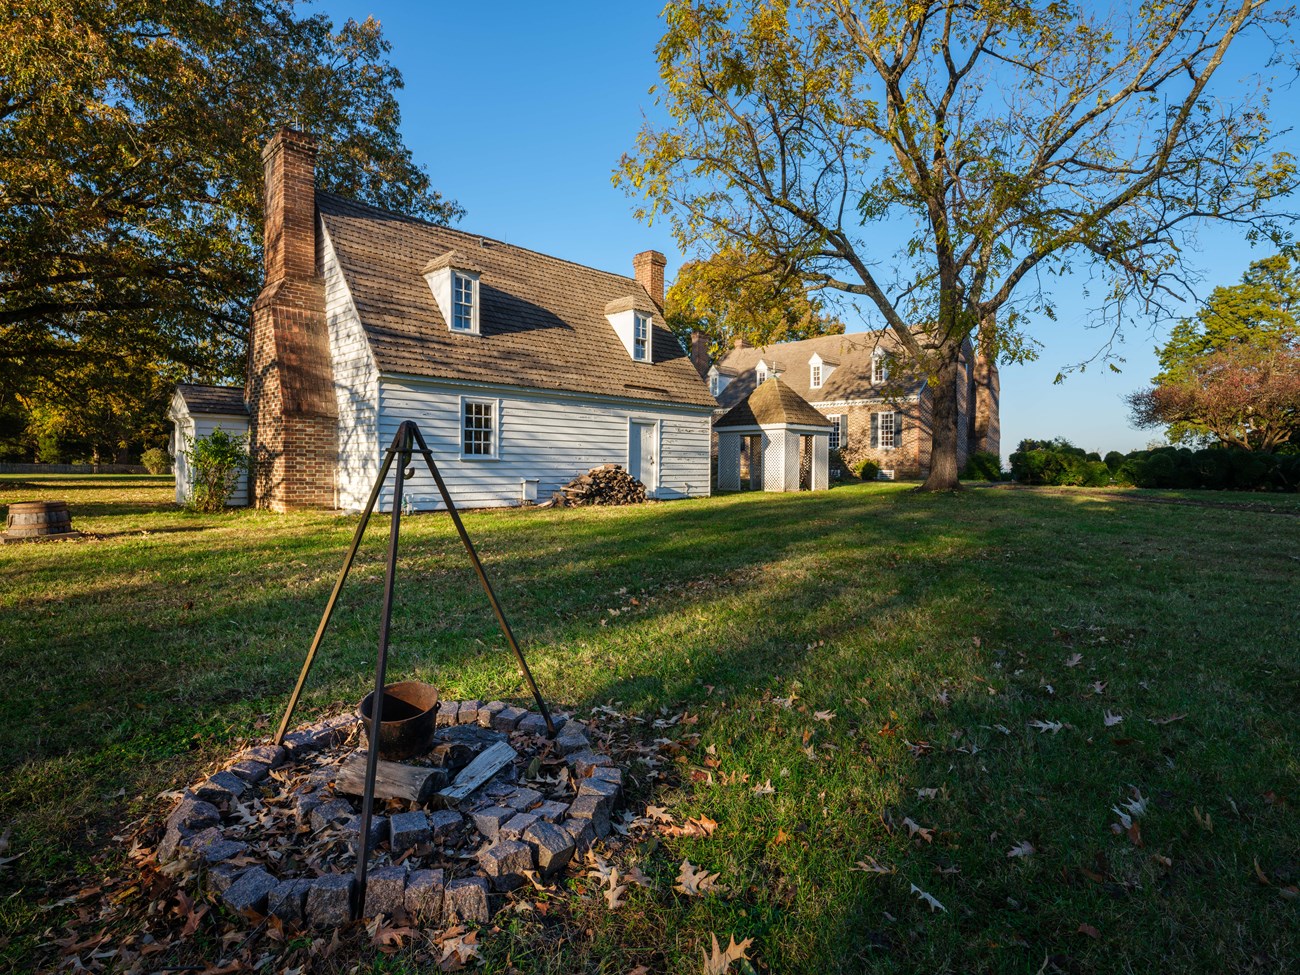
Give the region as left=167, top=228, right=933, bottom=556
left=871, top=411, right=898, bottom=450
left=871, top=352, right=890, bottom=384
left=462, top=398, right=497, bottom=458
left=811, top=363, right=823, bottom=388
left=828, top=414, right=847, bottom=450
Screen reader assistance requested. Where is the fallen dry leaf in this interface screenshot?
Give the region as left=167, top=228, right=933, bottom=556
left=1103, top=710, right=1123, bottom=727
left=1077, top=923, right=1101, bottom=940
left=675, top=859, right=724, bottom=897
left=702, top=932, right=754, bottom=975
left=752, top=779, right=775, bottom=796
left=1007, top=840, right=1035, bottom=858
left=852, top=856, right=895, bottom=875
left=1065, top=653, right=1084, bottom=668
left=813, top=710, right=836, bottom=722
left=910, top=883, right=947, bottom=913
left=902, top=817, right=935, bottom=843
left=1029, top=718, right=1065, bottom=734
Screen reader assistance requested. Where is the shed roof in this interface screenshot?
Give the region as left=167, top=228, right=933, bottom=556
left=316, top=193, right=715, bottom=409
left=715, top=376, right=833, bottom=430
left=175, top=384, right=247, bottom=415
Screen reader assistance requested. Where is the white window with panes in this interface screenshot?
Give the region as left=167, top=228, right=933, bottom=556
left=633, top=313, right=649, bottom=361
left=452, top=272, right=477, bottom=333
left=461, top=398, right=497, bottom=458
left=871, top=410, right=898, bottom=450
left=811, top=363, right=823, bottom=388
left=871, top=352, right=889, bottom=384
left=828, top=414, right=847, bottom=451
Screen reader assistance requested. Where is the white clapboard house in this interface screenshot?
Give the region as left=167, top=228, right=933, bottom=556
left=166, top=384, right=250, bottom=507
left=184, top=129, right=716, bottom=512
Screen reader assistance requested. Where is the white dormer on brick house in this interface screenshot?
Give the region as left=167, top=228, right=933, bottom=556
left=423, top=250, right=483, bottom=335
left=809, top=352, right=836, bottom=390
left=871, top=349, right=890, bottom=384
left=756, top=359, right=770, bottom=384
left=605, top=295, right=656, bottom=363
left=707, top=364, right=731, bottom=397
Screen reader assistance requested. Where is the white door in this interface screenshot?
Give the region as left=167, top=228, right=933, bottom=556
left=629, top=421, right=657, bottom=495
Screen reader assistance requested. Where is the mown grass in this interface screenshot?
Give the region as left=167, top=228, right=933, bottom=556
left=1, top=474, right=1296, bottom=973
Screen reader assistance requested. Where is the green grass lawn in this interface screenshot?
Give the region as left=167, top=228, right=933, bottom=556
left=1, top=475, right=1297, bottom=973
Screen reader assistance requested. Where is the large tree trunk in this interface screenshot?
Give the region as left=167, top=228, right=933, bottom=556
left=922, top=347, right=963, bottom=491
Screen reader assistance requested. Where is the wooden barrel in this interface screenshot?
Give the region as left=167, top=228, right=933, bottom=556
left=4, top=500, right=73, bottom=537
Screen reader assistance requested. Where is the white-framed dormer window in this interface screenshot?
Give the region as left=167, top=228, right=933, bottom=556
left=811, top=363, right=823, bottom=388
left=452, top=272, right=477, bottom=332
left=710, top=372, right=721, bottom=396
left=461, top=397, right=499, bottom=459
left=872, top=352, right=890, bottom=384
left=633, top=313, right=649, bottom=361
left=756, top=363, right=768, bottom=384
left=423, top=251, right=482, bottom=336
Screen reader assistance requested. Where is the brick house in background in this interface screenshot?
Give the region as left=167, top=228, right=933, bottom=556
left=175, top=129, right=715, bottom=511
left=708, top=331, right=999, bottom=480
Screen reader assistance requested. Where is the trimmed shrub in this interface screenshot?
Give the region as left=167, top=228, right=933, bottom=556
left=141, top=447, right=171, bottom=475
left=854, top=459, right=881, bottom=481
left=1103, top=450, right=1126, bottom=472
left=960, top=450, right=1004, bottom=481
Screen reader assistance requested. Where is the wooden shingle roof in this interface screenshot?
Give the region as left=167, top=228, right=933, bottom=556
left=175, top=384, right=247, bottom=415
left=715, top=377, right=832, bottom=429
left=317, top=193, right=715, bottom=409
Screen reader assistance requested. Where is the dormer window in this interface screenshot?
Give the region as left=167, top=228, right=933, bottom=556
left=423, top=251, right=482, bottom=335
left=452, top=272, right=477, bottom=332
left=756, top=364, right=768, bottom=384
left=633, top=313, right=649, bottom=361
left=811, top=363, right=823, bottom=388
left=872, top=352, right=890, bottom=384
left=604, top=296, right=656, bottom=362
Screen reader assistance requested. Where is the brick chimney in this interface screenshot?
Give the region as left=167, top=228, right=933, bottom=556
left=733, top=336, right=750, bottom=349
left=633, top=250, right=666, bottom=308
left=245, top=129, right=338, bottom=511
left=689, top=330, right=710, bottom=378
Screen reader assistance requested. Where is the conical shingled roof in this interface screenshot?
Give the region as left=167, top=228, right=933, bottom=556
left=714, top=376, right=833, bottom=429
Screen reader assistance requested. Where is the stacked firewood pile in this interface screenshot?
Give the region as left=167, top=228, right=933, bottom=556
left=554, top=464, right=647, bottom=506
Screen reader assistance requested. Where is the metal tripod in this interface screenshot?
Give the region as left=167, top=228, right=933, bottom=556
left=271, top=420, right=555, bottom=918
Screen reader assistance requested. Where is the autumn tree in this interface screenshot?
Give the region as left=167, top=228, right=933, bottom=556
left=1129, top=340, right=1300, bottom=450
left=618, top=0, right=1297, bottom=490
left=665, top=244, right=844, bottom=359
left=0, top=0, right=461, bottom=448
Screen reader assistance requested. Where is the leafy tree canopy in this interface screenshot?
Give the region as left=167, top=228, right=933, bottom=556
left=0, top=0, right=461, bottom=424
left=1157, top=250, right=1300, bottom=382
left=665, top=245, right=844, bottom=359
left=617, top=0, right=1297, bottom=489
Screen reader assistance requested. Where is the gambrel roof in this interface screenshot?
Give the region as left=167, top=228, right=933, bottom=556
left=317, top=193, right=715, bottom=408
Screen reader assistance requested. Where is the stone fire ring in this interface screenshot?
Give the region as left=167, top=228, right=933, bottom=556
left=157, top=700, right=621, bottom=930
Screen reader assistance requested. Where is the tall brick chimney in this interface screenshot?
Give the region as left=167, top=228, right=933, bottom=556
left=633, top=250, right=666, bottom=308
left=245, top=129, right=338, bottom=511
left=689, top=330, right=710, bottom=378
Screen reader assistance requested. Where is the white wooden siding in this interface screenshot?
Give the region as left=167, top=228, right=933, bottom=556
left=321, top=225, right=381, bottom=510
left=371, top=377, right=712, bottom=511
left=168, top=410, right=250, bottom=506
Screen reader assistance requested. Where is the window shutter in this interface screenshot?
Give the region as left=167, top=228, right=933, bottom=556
left=870, top=412, right=879, bottom=448
left=838, top=414, right=848, bottom=445
left=892, top=411, right=900, bottom=443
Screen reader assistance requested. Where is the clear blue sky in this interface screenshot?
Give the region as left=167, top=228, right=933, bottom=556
left=317, top=0, right=1298, bottom=460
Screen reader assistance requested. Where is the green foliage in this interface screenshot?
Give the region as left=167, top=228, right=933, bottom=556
left=1103, top=450, right=1127, bottom=472
left=1009, top=438, right=1110, bottom=486
left=959, top=450, right=1004, bottom=481
left=1150, top=251, right=1300, bottom=444
left=0, top=0, right=461, bottom=403
left=183, top=428, right=248, bottom=512
left=140, top=448, right=171, bottom=475
left=853, top=458, right=880, bottom=481
left=665, top=244, right=844, bottom=358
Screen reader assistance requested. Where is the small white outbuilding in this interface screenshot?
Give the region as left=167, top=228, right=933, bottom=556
left=166, top=384, right=250, bottom=506
left=714, top=376, right=833, bottom=492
